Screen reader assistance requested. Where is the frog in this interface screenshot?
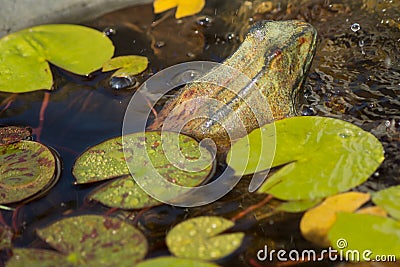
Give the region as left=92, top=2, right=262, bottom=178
left=147, top=20, right=317, bottom=154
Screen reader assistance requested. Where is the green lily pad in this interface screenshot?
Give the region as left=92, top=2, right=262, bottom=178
left=328, top=212, right=400, bottom=260
left=135, top=257, right=220, bottom=267
left=73, top=132, right=214, bottom=188
left=36, top=215, right=147, bottom=266
left=0, top=126, right=31, bottom=145
left=276, top=198, right=322, bottom=213
left=228, top=116, right=384, bottom=200
left=0, top=224, right=13, bottom=250
left=0, top=140, right=56, bottom=204
left=73, top=136, right=129, bottom=184
left=0, top=24, right=114, bottom=93
left=6, top=248, right=71, bottom=267
left=372, top=186, right=400, bottom=220
left=89, top=175, right=161, bottom=209
left=166, top=216, right=244, bottom=261
left=102, top=55, right=148, bottom=77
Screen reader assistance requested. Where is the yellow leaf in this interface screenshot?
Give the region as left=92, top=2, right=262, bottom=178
left=153, top=0, right=205, bottom=19
left=300, top=192, right=370, bottom=247
left=356, top=206, right=387, bottom=217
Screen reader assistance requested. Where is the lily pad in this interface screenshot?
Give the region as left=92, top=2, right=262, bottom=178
left=73, top=132, right=214, bottom=189
left=0, top=24, right=114, bottom=93
left=166, top=216, right=244, bottom=261
left=73, top=136, right=129, bottom=184
left=0, top=140, right=56, bottom=204
left=0, top=224, right=13, bottom=250
left=276, top=199, right=322, bottom=213
left=102, top=55, right=148, bottom=78
left=0, top=126, right=31, bottom=145
left=153, top=0, right=205, bottom=19
left=328, top=213, right=400, bottom=260
left=135, top=257, right=220, bottom=267
left=6, top=248, right=70, bottom=267
left=36, top=215, right=147, bottom=266
left=89, top=175, right=161, bottom=209
left=228, top=116, right=384, bottom=200
left=372, top=186, right=400, bottom=220
left=300, top=192, right=370, bottom=247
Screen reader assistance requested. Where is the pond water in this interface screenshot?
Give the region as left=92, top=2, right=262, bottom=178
left=0, top=0, right=399, bottom=266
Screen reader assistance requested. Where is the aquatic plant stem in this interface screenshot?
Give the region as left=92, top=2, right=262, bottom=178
left=11, top=205, right=23, bottom=233
left=0, top=94, right=17, bottom=115
left=231, top=194, right=273, bottom=222
left=32, top=92, right=50, bottom=141
left=0, top=211, right=7, bottom=226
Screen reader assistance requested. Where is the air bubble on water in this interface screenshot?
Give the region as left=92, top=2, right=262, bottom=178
left=196, top=16, right=213, bottom=27
left=155, top=41, right=166, bottom=48
left=186, top=52, right=195, bottom=58
left=172, top=69, right=203, bottom=84
left=358, top=40, right=365, bottom=47
left=373, top=172, right=380, bottom=177
left=225, top=32, right=236, bottom=42
left=351, top=23, right=361, bottom=32
left=385, top=120, right=391, bottom=128
left=109, top=76, right=138, bottom=90
left=102, top=27, right=117, bottom=36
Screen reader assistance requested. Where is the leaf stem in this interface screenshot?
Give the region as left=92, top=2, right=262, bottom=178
left=231, top=194, right=273, bottom=222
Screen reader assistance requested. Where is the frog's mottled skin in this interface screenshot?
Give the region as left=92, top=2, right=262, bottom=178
left=148, top=20, right=317, bottom=153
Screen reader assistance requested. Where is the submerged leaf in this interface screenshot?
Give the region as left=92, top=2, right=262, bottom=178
left=166, top=216, right=244, bottom=260
left=328, top=213, right=400, bottom=260
left=300, top=192, right=370, bottom=247
left=36, top=215, right=147, bottom=266
left=372, top=185, right=400, bottom=220
left=102, top=55, right=148, bottom=78
left=0, top=224, right=13, bottom=250
left=228, top=116, right=384, bottom=200
left=89, top=175, right=161, bottom=209
left=0, top=24, right=114, bottom=93
left=135, top=257, right=220, bottom=267
left=6, top=248, right=70, bottom=267
left=0, top=140, right=56, bottom=204
left=153, top=0, right=205, bottom=18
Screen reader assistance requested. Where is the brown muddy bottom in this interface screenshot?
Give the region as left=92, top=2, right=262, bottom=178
left=0, top=0, right=399, bottom=266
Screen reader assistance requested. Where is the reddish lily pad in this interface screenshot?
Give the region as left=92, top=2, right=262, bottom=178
left=89, top=175, right=161, bottom=209
left=0, top=140, right=56, bottom=204
left=135, top=257, right=220, bottom=267
left=166, top=216, right=244, bottom=261
left=6, top=248, right=70, bottom=267
left=36, top=215, right=147, bottom=266
left=73, top=132, right=214, bottom=188
left=0, top=126, right=31, bottom=145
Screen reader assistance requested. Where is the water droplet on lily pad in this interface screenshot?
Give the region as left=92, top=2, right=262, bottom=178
left=166, top=216, right=244, bottom=261
left=89, top=175, right=161, bottom=209
left=0, top=140, right=57, bottom=204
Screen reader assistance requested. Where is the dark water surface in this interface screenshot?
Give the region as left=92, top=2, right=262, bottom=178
left=0, top=0, right=399, bottom=266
